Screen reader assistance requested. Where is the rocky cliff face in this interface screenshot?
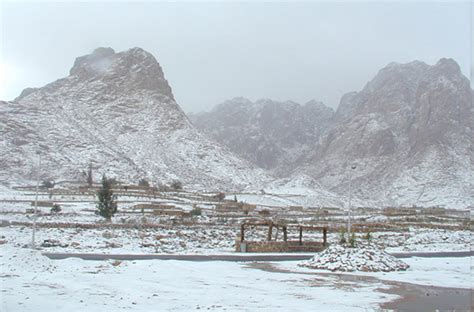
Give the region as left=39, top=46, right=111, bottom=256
left=190, top=98, right=334, bottom=175
left=0, top=47, right=270, bottom=190
left=300, top=58, right=473, bottom=208
left=192, top=59, right=473, bottom=208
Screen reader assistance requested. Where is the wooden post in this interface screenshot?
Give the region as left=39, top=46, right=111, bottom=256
left=240, top=224, right=245, bottom=242
left=267, top=224, right=273, bottom=241
left=323, top=228, right=327, bottom=247
left=283, top=226, right=287, bottom=242
left=299, top=226, right=303, bottom=245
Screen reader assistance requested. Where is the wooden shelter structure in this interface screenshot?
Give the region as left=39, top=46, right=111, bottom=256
left=237, top=221, right=328, bottom=253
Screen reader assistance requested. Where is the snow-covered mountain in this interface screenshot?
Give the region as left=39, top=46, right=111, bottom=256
left=2, top=47, right=471, bottom=208
left=190, top=98, right=334, bottom=176
left=298, top=58, right=473, bottom=208
left=193, top=59, right=473, bottom=208
left=0, top=47, right=270, bottom=190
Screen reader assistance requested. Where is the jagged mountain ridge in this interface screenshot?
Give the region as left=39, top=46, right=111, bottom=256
left=192, top=59, right=473, bottom=208
left=0, top=47, right=270, bottom=190
left=190, top=98, right=334, bottom=176
left=298, top=58, right=473, bottom=208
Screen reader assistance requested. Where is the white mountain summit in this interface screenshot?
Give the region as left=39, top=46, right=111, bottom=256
left=0, top=47, right=270, bottom=190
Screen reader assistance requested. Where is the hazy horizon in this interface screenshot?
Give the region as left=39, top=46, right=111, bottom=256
left=1, top=1, right=471, bottom=112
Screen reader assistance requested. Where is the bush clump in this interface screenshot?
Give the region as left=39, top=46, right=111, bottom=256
left=170, top=180, right=183, bottom=191
left=138, top=179, right=150, bottom=187
left=41, top=180, right=55, bottom=189
left=190, top=207, right=202, bottom=216
left=50, top=204, right=61, bottom=214
left=339, top=228, right=347, bottom=244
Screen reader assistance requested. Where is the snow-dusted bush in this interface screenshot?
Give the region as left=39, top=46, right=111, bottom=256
left=138, top=179, right=150, bottom=187
left=190, top=207, right=202, bottom=216
left=41, top=180, right=55, bottom=189
left=50, top=204, right=61, bottom=214
left=171, top=180, right=183, bottom=190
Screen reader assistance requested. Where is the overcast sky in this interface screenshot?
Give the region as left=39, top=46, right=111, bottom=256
left=0, top=1, right=471, bottom=112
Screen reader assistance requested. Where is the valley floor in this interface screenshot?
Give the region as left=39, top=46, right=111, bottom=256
left=0, top=186, right=471, bottom=311
left=0, top=244, right=472, bottom=312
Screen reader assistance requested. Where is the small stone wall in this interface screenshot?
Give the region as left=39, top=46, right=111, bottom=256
left=133, top=203, right=175, bottom=210
left=235, top=240, right=326, bottom=253
left=31, top=201, right=54, bottom=207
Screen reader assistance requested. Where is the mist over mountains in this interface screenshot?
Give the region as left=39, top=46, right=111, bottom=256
left=1, top=47, right=472, bottom=208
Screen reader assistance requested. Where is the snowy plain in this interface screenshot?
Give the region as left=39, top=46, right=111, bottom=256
left=1, top=244, right=471, bottom=311
left=0, top=186, right=471, bottom=311
left=0, top=245, right=397, bottom=312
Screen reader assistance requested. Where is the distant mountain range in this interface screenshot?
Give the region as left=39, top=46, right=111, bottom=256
left=191, top=59, right=473, bottom=208
left=189, top=98, right=334, bottom=176
left=1, top=47, right=472, bottom=208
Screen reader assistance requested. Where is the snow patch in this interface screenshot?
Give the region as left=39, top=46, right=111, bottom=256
left=299, top=244, right=409, bottom=272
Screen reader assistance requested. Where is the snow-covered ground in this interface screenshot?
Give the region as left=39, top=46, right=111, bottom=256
left=0, top=222, right=470, bottom=255
left=0, top=187, right=472, bottom=311
left=0, top=244, right=397, bottom=312
left=278, top=256, right=472, bottom=289
left=1, top=244, right=471, bottom=311
left=299, top=244, right=410, bottom=272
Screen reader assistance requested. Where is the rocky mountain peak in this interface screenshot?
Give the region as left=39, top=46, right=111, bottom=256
left=364, top=60, right=429, bottom=94
left=69, top=47, right=116, bottom=77
left=304, top=99, right=335, bottom=115
left=1, top=47, right=268, bottom=189
left=69, top=47, right=174, bottom=99
left=433, top=58, right=461, bottom=75
left=335, top=58, right=470, bottom=124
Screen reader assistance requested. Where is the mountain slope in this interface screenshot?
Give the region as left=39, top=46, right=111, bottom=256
left=0, top=47, right=270, bottom=190
left=191, top=59, right=473, bottom=208
left=190, top=98, right=334, bottom=176
left=299, top=58, right=473, bottom=208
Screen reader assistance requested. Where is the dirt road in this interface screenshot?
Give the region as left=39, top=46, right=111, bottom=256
left=42, top=250, right=474, bottom=261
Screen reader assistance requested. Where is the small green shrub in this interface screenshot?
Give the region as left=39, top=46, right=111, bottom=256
left=51, top=204, right=61, bottom=214
left=190, top=207, right=202, bottom=216
left=138, top=179, right=150, bottom=187
left=171, top=180, right=183, bottom=191
left=41, top=180, right=54, bottom=189
left=349, top=232, right=356, bottom=248
left=339, top=228, right=347, bottom=244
